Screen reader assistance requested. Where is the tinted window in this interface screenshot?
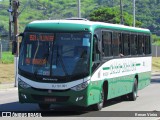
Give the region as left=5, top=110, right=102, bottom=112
left=131, top=34, right=138, bottom=55
left=119, top=33, right=123, bottom=54
left=19, top=32, right=91, bottom=78
left=93, top=36, right=100, bottom=61
left=145, top=36, right=151, bottom=54
left=112, top=32, right=119, bottom=56
left=138, top=35, right=144, bottom=55
left=122, top=34, right=130, bottom=55
left=102, top=31, right=112, bottom=57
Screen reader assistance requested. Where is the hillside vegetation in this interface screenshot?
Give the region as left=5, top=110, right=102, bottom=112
left=1, top=0, right=160, bottom=35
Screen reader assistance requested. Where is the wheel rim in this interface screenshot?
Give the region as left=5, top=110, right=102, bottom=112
left=99, top=89, right=104, bottom=107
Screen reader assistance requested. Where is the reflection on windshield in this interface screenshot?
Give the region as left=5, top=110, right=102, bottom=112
left=19, top=32, right=91, bottom=80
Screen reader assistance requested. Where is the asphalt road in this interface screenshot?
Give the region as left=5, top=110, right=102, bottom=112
left=0, top=74, right=160, bottom=120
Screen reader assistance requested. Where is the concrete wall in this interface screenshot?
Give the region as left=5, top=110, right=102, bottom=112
left=152, top=45, right=160, bottom=57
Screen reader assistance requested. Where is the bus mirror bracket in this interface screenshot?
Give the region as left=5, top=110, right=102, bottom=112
left=16, top=33, right=24, bottom=37
left=16, top=33, right=24, bottom=51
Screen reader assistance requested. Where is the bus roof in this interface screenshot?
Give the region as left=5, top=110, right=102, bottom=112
left=25, top=20, right=151, bottom=34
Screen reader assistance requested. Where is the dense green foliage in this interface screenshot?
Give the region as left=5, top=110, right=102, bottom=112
left=152, top=34, right=160, bottom=46
left=89, top=7, right=142, bottom=26
left=0, top=0, right=160, bottom=44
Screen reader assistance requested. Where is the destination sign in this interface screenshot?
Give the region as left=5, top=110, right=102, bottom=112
left=25, top=58, right=47, bottom=65
left=29, top=34, right=54, bottom=41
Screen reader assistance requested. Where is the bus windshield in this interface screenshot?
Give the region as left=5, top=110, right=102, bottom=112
left=19, top=32, right=91, bottom=81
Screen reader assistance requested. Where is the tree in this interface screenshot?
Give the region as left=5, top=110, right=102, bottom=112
left=89, top=7, right=142, bottom=27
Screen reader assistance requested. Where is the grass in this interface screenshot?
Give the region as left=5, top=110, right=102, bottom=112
left=0, top=64, right=14, bottom=84
left=0, top=52, right=14, bottom=84
left=0, top=52, right=14, bottom=64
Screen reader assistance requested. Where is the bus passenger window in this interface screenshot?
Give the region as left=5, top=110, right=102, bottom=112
left=93, top=36, right=100, bottom=61
left=92, top=36, right=101, bottom=72
left=119, top=33, right=123, bottom=56
left=102, top=31, right=112, bottom=57
left=122, top=34, right=130, bottom=56
left=131, top=34, right=137, bottom=55
left=145, top=36, right=151, bottom=54
left=112, top=32, right=119, bottom=56
left=138, top=35, right=144, bottom=55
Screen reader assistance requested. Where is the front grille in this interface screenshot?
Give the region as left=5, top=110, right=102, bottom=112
left=31, top=95, right=69, bottom=102
left=31, top=87, right=70, bottom=92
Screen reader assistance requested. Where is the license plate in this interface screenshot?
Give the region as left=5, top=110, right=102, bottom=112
left=45, top=97, right=56, bottom=102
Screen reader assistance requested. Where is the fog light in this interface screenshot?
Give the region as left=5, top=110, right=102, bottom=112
left=21, top=93, right=27, bottom=99
left=76, top=96, right=84, bottom=102
left=76, top=97, right=79, bottom=102
left=79, top=96, right=84, bottom=101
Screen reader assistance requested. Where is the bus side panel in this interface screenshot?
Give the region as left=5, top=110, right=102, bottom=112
left=138, top=71, right=151, bottom=90
left=107, top=74, right=134, bottom=100
left=90, top=57, right=152, bottom=101
left=87, top=80, right=103, bottom=106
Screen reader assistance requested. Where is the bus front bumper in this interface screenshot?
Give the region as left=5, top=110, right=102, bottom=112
left=18, top=85, right=89, bottom=107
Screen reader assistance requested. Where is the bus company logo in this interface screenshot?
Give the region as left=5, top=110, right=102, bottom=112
left=43, top=78, right=58, bottom=81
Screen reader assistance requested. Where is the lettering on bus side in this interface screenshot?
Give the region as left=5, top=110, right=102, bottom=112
left=110, top=62, right=121, bottom=75
left=102, top=61, right=137, bottom=76
left=121, top=61, right=136, bottom=73
left=110, top=61, right=136, bottom=75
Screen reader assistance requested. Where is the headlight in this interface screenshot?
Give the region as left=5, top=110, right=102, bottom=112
left=71, top=81, right=88, bottom=91
left=18, top=78, right=31, bottom=89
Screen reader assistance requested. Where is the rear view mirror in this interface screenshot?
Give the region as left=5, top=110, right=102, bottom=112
left=12, top=33, right=24, bottom=55
left=17, top=33, right=24, bottom=37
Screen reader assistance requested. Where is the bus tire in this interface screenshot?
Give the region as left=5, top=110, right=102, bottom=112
left=38, top=104, right=50, bottom=110
left=92, top=88, right=104, bottom=111
left=128, top=78, right=138, bottom=101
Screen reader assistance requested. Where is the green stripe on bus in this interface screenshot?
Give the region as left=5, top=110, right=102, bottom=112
left=136, top=63, right=141, bottom=66
left=103, top=67, right=110, bottom=70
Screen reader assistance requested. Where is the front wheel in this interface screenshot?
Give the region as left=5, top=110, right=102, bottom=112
left=92, top=88, right=104, bottom=111
left=38, top=104, right=50, bottom=110
left=128, top=78, right=138, bottom=101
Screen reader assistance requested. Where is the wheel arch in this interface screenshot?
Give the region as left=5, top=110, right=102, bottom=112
left=135, top=74, right=139, bottom=87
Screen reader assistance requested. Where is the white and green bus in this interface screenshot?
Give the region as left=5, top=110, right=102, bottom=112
left=18, top=19, right=152, bottom=111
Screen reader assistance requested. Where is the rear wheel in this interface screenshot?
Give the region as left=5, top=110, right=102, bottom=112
left=38, top=104, right=50, bottom=110
left=92, top=88, right=104, bottom=111
left=128, top=78, right=138, bottom=101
